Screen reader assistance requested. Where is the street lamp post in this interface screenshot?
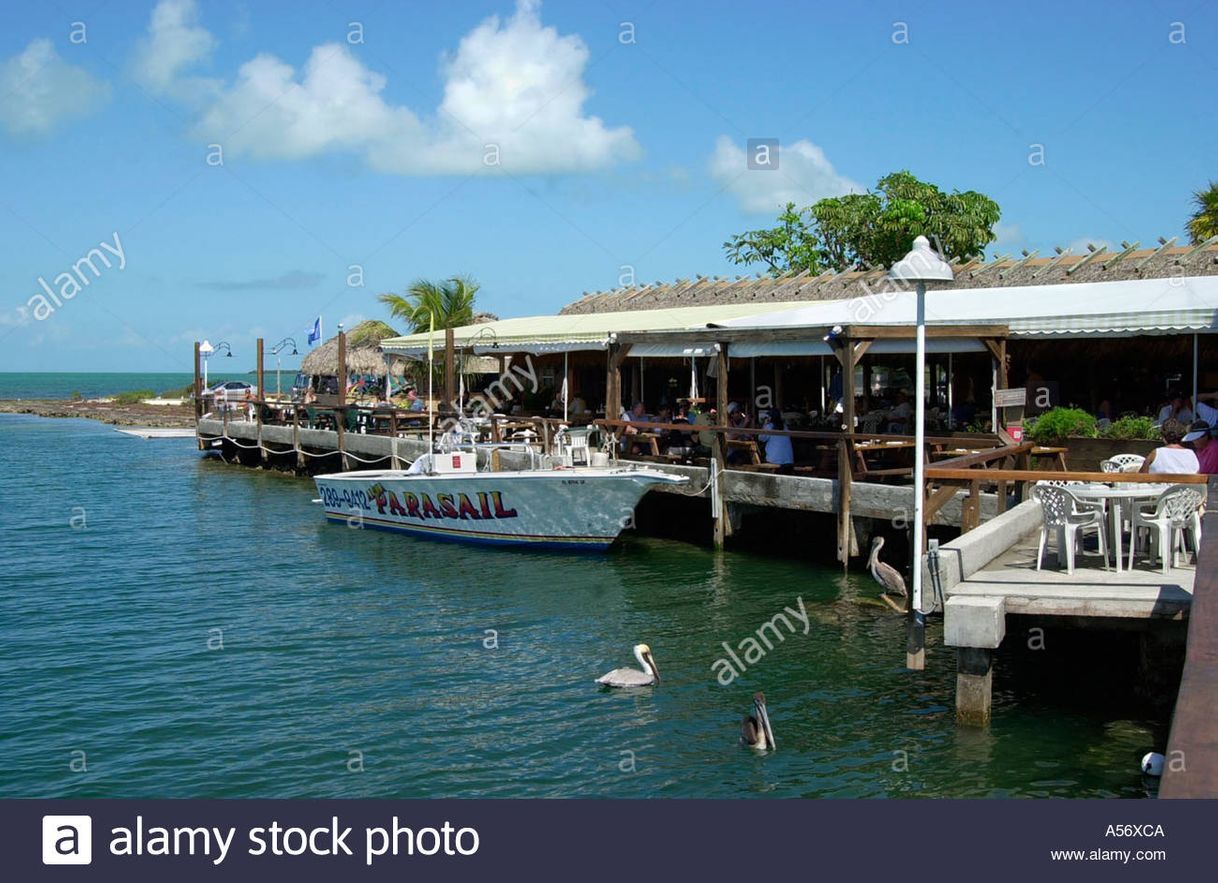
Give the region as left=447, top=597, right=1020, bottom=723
left=888, top=236, right=953, bottom=671
left=198, top=339, right=233, bottom=389
left=270, top=337, right=299, bottom=398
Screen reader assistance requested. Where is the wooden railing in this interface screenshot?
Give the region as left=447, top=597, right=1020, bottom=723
left=924, top=466, right=1209, bottom=534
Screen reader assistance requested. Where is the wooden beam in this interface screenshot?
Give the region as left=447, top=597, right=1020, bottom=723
left=842, top=324, right=1009, bottom=341
left=337, top=329, right=347, bottom=470
left=444, top=327, right=456, bottom=408
left=926, top=468, right=1207, bottom=484
left=193, top=341, right=202, bottom=422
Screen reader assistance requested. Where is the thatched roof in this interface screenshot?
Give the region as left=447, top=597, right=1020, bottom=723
left=301, top=319, right=405, bottom=376
left=560, top=238, right=1218, bottom=314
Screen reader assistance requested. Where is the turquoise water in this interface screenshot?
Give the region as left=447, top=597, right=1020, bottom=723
left=0, top=414, right=1165, bottom=798
left=0, top=372, right=278, bottom=400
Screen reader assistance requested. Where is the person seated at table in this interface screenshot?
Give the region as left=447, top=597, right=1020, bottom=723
left=404, top=387, right=426, bottom=411
left=1140, top=418, right=1199, bottom=474
left=1157, top=390, right=1194, bottom=425
left=759, top=409, right=794, bottom=474
left=887, top=391, right=912, bottom=433
left=1184, top=419, right=1218, bottom=474
left=1095, top=398, right=1113, bottom=423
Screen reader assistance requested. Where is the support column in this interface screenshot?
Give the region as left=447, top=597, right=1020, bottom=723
left=956, top=648, right=994, bottom=726
left=256, top=337, right=267, bottom=463
left=193, top=341, right=203, bottom=423
left=444, top=327, right=456, bottom=412
left=337, top=329, right=348, bottom=471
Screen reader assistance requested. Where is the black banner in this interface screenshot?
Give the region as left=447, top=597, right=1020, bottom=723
left=6, top=799, right=1209, bottom=880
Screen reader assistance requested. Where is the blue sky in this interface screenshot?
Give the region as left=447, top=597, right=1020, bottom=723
left=1, top=0, right=1214, bottom=371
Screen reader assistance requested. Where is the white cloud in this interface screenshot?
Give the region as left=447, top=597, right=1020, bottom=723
left=991, top=222, right=1024, bottom=249
left=709, top=135, right=861, bottom=213
left=195, top=44, right=423, bottom=160
left=1066, top=236, right=1116, bottom=254
left=146, top=0, right=638, bottom=175
left=0, top=39, right=110, bottom=135
left=131, top=0, right=218, bottom=98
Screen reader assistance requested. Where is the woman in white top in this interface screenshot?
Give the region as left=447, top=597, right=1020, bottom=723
left=1141, top=419, right=1200, bottom=474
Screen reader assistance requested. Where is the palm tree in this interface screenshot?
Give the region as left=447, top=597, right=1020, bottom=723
left=1187, top=181, right=1218, bottom=244
left=378, top=276, right=480, bottom=333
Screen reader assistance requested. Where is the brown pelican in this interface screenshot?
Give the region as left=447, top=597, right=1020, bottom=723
left=741, top=691, right=775, bottom=750
left=596, top=643, right=660, bottom=687
left=868, top=536, right=907, bottom=612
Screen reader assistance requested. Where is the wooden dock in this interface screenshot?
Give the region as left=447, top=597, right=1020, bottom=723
left=1161, top=481, right=1218, bottom=798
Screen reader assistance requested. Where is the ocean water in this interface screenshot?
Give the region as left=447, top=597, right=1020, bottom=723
left=0, top=372, right=276, bottom=400
left=0, top=413, right=1166, bottom=798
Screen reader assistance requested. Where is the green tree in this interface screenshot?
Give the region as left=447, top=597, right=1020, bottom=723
left=1187, top=181, right=1218, bottom=244
left=378, top=276, right=480, bottom=333
left=724, top=170, right=1001, bottom=274
left=722, top=203, right=822, bottom=275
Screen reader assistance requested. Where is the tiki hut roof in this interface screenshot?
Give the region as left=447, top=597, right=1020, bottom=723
left=560, top=238, right=1218, bottom=314
left=301, top=319, right=405, bottom=376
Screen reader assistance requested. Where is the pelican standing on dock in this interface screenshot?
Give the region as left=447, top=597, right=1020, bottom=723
left=596, top=643, right=660, bottom=687
left=868, top=536, right=908, bottom=612
left=741, top=691, right=776, bottom=751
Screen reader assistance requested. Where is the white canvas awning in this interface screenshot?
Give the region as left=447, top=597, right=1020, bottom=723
left=710, top=276, right=1218, bottom=338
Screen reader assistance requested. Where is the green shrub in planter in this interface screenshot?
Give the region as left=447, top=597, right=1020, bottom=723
left=1099, top=414, right=1160, bottom=440
left=1026, top=407, right=1098, bottom=443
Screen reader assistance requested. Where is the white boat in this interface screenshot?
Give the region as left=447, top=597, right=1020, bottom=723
left=313, top=452, right=687, bottom=551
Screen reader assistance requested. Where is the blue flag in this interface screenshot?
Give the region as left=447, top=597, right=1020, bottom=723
left=307, top=316, right=322, bottom=345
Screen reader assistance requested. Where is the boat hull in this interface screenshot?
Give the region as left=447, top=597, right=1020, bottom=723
left=314, top=467, right=686, bottom=551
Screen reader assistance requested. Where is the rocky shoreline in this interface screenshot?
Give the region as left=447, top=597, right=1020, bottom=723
left=0, top=399, right=196, bottom=428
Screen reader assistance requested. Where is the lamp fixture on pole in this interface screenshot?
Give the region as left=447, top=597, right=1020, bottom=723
left=270, top=337, right=299, bottom=398
left=888, top=235, right=953, bottom=671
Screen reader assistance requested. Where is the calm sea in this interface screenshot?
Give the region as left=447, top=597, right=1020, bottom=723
left=0, top=372, right=290, bottom=400
left=0, top=413, right=1165, bottom=798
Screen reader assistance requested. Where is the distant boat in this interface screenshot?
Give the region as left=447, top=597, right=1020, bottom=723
left=313, top=453, right=686, bottom=551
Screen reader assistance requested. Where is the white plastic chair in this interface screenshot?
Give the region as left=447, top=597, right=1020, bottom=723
left=1032, top=485, right=1108, bottom=574
left=1127, top=485, right=1206, bottom=573
left=1100, top=453, right=1146, bottom=473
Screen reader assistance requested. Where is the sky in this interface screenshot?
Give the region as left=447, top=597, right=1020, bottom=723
left=0, top=0, right=1215, bottom=371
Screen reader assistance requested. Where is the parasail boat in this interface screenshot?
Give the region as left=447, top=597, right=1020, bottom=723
left=313, top=451, right=687, bottom=551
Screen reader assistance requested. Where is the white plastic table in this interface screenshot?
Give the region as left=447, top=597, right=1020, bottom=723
left=1068, top=483, right=1170, bottom=573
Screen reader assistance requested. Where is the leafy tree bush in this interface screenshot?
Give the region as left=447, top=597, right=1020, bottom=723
left=1099, top=415, right=1160, bottom=440
left=723, top=170, right=1001, bottom=274
left=1025, top=407, right=1098, bottom=443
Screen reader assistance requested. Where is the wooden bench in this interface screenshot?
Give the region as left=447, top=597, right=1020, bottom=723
left=624, top=432, right=661, bottom=456
left=726, top=438, right=763, bottom=464
left=1032, top=445, right=1069, bottom=471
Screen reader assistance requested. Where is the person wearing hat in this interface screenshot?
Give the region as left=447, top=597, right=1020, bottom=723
left=1184, top=419, right=1218, bottom=474
left=1141, top=418, right=1200, bottom=474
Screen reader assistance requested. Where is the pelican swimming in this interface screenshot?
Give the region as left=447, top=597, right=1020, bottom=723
left=596, top=643, right=660, bottom=687
left=868, top=536, right=907, bottom=612
left=741, top=691, right=776, bottom=750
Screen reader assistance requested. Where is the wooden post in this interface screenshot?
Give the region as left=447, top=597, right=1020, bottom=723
left=837, top=437, right=852, bottom=568
left=605, top=343, right=632, bottom=421
left=337, top=329, right=348, bottom=471
left=840, top=344, right=855, bottom=433
left=715, top=346, right=729, bottom=419
left=256, top=337, right=267, bottom=463
left=193, top=341, right=203, bottom=423
left=444, top=327, right=456, bottom=411
left=710, top=431, right=729, bottom=549
left=293, top=409, right=304, bottom=471
left=957, top=647, right=993, bottom=726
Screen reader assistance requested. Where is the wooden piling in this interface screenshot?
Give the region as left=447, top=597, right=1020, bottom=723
left=837, top=438, right=852, bottom=568
left=256, top=337, right=267, bottom=464
left=337, top=329, right=348, bottom=471
left=956, top=647, right=993, bottom=726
